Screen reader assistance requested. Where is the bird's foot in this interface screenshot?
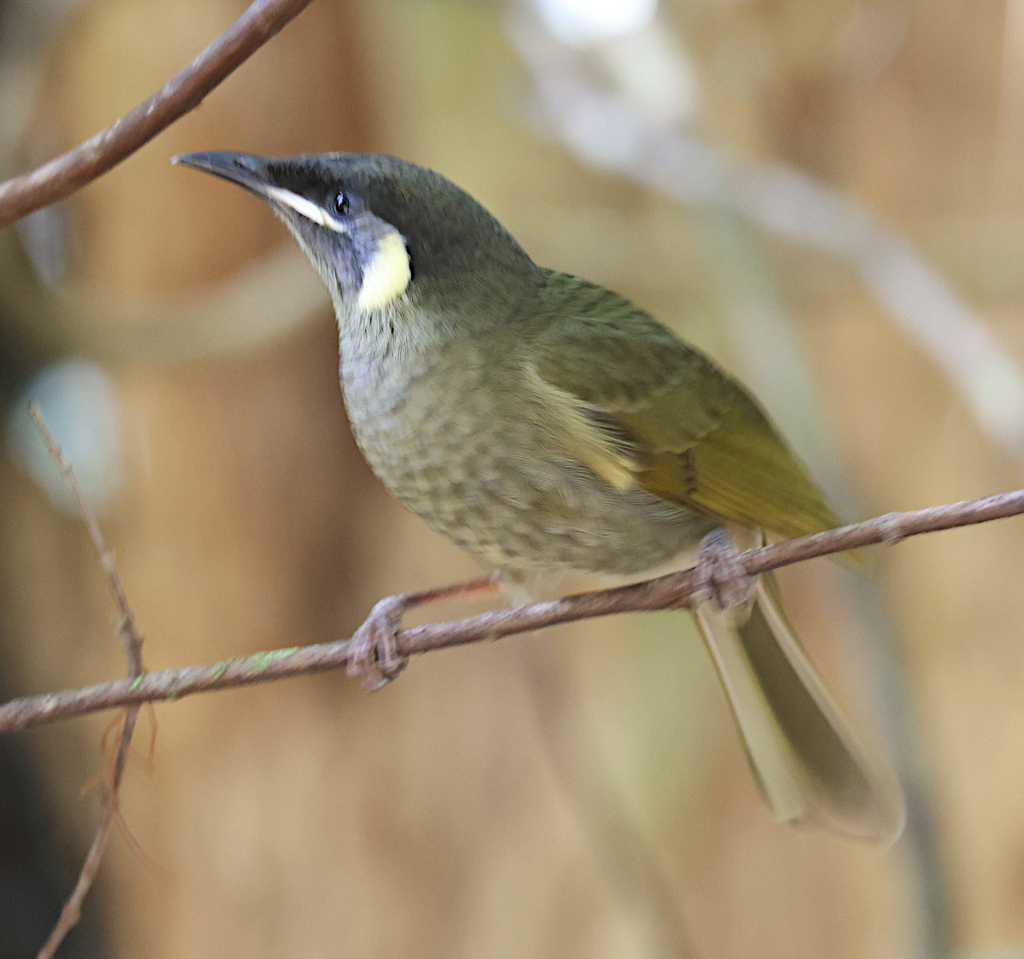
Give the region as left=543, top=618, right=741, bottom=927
left=347, top=595, right=410, bottom=690
left=691, top=528, right=754, bottom=610
left=346, top=573, right=501, bottom=691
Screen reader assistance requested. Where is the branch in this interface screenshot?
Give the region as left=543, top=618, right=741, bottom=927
left=30, top=407, right=145, bottom=671
left=29, top=408, right=146, bottom=959
left=0, top=0, right=315, bottom=228
left=2, top=487, right=1022, bottom=736
left=511, top=17, right=1024, bottom=464
left=36, top=712, right=138, bottom=959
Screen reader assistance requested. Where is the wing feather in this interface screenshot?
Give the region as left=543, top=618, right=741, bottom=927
left=527, top=272, right=842, bottom=538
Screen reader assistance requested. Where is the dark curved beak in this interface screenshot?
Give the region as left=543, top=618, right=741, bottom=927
left=172, top=150, right=275, bottom=195
left=173, top=151, right=342, bottom=231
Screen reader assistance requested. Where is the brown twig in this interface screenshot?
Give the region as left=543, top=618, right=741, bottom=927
left=2, top=487, right=1022, bottom=736
left=29, top=408, right=146, bottom=959
left=29, top=406, right=145, bottom=670
left=35, top=711, right=138, bottom=959
left=0, top=0, right=316, bottom=228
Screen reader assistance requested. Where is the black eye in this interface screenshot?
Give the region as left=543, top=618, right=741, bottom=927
left=333, top=191, right=351, bottom=216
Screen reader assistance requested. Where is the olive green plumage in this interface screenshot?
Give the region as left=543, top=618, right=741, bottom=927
left=176, top=150, right=904, bottom=842
left=528, top=272, right=843, bottom=541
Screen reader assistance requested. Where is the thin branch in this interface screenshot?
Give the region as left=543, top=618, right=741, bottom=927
left=35, top=711, right=138, bottom=959
left=29, top=409, right=146, bottom=959
left=30, top=406, right=144, bottom=669
left=2, top=487, right=1022, bottom=736
left=0, top=0, right=316, bottom=228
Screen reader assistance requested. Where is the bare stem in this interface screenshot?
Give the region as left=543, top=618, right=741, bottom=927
left=29, top=406, right=145, bottom=669
left=0, top=0, right=316, bottom=228
left=3, top=487, right=1022, bottom=737
left=30, top=409, right=146, bottom=959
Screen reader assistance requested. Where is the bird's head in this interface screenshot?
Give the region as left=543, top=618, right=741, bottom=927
left=173, top=151, right=542, bottom=330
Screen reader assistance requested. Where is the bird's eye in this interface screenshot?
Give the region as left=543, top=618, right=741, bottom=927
left=333, top=191, right=351, bottom=216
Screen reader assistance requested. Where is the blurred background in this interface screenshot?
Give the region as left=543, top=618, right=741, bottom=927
left=1, top=0, right=1023, bottom=955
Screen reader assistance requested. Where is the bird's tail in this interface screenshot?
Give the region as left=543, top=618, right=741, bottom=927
left=693, top=571, right=906, bottom=843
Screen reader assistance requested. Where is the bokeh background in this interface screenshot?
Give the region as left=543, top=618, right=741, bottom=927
left=2, top=0, right=1023, bottom=956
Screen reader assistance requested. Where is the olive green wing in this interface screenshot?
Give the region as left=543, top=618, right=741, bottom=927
left=679, top=389, right=843, bottom=540
left=527, top=275, right=842, bottom=539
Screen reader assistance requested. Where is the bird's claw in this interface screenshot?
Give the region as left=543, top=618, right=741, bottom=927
left=691, top=528, right=754, bottom=610
left=347, top=595, right=409, bottom=690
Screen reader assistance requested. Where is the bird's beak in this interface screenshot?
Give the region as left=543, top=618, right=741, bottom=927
left=173, top=151, right=345, bottom=232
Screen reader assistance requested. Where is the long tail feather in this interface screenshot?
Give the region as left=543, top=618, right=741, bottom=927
left=693, top=572, right=905, bottom=843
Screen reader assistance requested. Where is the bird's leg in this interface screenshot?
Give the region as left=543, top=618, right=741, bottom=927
left=347, top=573, right=501, bottom=689
left=690, top=527, right=755, bottom=610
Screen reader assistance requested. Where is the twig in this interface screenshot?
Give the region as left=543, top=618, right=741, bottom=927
left=2, top=487, right=1022, bottom=736
left=0, top=0, right=315, bottom=228
left=29, top=408, right=146, bottom=959
left=29, top=406, right=144, bottom=670
left=35, top=711, right=138, bottom=959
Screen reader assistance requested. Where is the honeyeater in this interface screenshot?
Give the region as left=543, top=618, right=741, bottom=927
left=175, top=150, right=905, bottom=843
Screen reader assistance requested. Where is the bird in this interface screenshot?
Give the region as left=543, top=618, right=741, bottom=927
left=174, top=150, right=905, bottom=843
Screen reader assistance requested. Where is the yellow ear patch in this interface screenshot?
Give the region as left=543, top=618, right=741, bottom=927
left=357, top=229, right=412, bottom=313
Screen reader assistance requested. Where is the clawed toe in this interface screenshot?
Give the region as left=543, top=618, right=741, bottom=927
left=691, top=528, right=754, bottom=610
left=347, top=595, right=409, bottom=690
left=346, top=575, right=502, bottom=690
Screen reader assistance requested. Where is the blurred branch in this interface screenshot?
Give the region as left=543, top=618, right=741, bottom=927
left=29, top=407, right=146, bottom=959
left=510, top=15, right=1024, bottom=466
left=0, top=0, right=315, bottom=228
left=1, top=487, right=1022, bottom=734
left=1, top=227, right=328, bottom=365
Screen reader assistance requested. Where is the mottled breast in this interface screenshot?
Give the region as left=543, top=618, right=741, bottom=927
left=339, top=322, right=711, bottom=578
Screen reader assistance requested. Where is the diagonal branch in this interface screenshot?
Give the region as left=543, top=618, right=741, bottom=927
left=30, top=406, right=145, bottom=671
left=29, top=408, right=147, bottom=959
left=1, top=486, right=1022, bottom=736
left=0, top=0, right=316, bottom=228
